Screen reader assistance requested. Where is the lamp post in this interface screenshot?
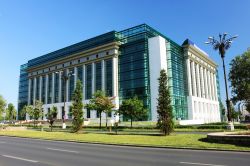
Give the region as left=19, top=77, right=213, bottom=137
left=205, top=33, right=238, bottom=130
left=56, top=70, right=75, bottom=129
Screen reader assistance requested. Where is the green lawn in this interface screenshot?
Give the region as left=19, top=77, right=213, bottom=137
left=0, top=130, right=249, bottom=151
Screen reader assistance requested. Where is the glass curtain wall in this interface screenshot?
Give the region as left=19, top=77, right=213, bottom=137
left=105, top=59, right=113, bottom=96
left=35, top=77, right=40, bottom=101
left=18, top=64, right=28, bottom=119
left=86, top=64, right=92, bottom=99
left=47, top=74, right=52, bottom=104
left=95, top=61, right=102, bottom=91
left=77, top=66, right=83, bottom=84
left=41, top=76, right=46, bottom=103
left=54, top=73, right=59, bottom=103
left=69, top=68, right=75, bottom=101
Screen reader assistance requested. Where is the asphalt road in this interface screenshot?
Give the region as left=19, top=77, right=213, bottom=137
left=0, top=136, right=249, bottom=166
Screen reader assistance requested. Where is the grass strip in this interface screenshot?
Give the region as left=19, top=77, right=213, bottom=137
left=0, top=130, right=250, bottom=151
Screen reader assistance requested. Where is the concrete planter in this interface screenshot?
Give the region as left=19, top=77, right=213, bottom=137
left=207, top=132, right=250, bottom=146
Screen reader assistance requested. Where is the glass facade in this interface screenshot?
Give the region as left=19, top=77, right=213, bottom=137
left=30, top=78, right=34, bottom=104
left=77, top=66, right=83, bottom=84
left=69, top=68, right=75, bottom=101
left=35, top=77, right=40, bottom=100
left=86, top=64, right=92, bottom=99
left=105, top=59, right=113, bottom=96
left=167, top=42, right=188, bottom=120
left=41, top=75, right=46, bottom=103
left=18, top=64, right=28, bottom=119
left=47, top=74, right=52, bottom=104
left=54, top=73, right=59, bottom=103
left=95, top=61, right=102, bottom=91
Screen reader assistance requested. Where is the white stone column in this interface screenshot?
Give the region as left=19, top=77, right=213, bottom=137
left=213, top=73, right=218, bottom=101
left=92, top=62, right=95, bottom=95
left=66, top=69, right=69, bottom=102
left=74, top=66, right=77, bottom=87
left=52, top=73, right=55, bottom=103
left=39, top=76, right=42, bottom=101
left=186, top=58, right=192, bottom=96
left=196, top=63, right=201, bottom=98
left=210, top=71, right=215, bottom=100
left=112, top=57, right=118, bottom=97
left=45, top=74, right=48, bottom=104
left=204, top=68, right=208, bottom=99
left=28, top=78, right=31, bottom=105
left=83, top=65, right=86, bottom=100
left=207, top=70, right=211, bottom=100
left=101, top=59, right=105, bottom=91
left=200, top=67, right=205, bottom=98
left=58, top=73, right=62, bottom=103
left=33, top=77, right=37, bottom=105
left=191, top=61, right=197, bottom=97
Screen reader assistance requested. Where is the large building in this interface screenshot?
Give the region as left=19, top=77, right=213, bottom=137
left=18, top=24, right=221, bottom=123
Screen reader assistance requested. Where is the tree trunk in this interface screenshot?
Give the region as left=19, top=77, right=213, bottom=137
left=99, top=112, right=102, bottom=129
left=106, top=113, right=108, bottom=128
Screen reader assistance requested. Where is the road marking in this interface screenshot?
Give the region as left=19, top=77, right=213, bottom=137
left=2, top=155, right=38, bottom=163
left=180, top=162, right=226, bottom=166
left=46, top=147, right=79, bottom=153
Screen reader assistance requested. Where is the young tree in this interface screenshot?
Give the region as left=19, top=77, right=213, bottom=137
left=86, top=90, right=115, bottom=129
left=119, top=96, right=147, bottom=128
left=71, top=79, right=84, bottom=133
left=6, top=103, right=17, bottom=121
left=0, top=95, right=6, bottom=120
left=99, top=96, right=115, bottom=128
left=157, top=69, right=174, bottom=135
left=33, top=100, right=44, bottom=126
left=22, top=101, right=43, bottom=126
left=20, top=105, right=33, bottom=120
left=229, top=49, right=250, bottom=113
left=46, top=106, right=58, bottom=131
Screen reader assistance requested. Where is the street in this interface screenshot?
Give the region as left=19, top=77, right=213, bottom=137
left=0, top=136, right=249, bottom=166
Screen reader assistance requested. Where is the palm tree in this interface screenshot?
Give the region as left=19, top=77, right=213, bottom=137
left=205, top=33, right=238, bottom=122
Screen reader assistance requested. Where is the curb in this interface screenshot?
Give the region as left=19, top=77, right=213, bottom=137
left=1, top=135, right=250, bottom=153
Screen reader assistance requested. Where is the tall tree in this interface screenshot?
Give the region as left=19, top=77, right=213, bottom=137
left=229, top=49, right=250, bottom=113
left=6, top=103, right=16, bottom=121
left=71, top=79, right=84, bottom=133
left=0, top=95, right=6, bottom=119
left=46, top=106, right=58, bottom=131
left=119, top=96, right=147, bottom=128
left=157, top=69, right=174, bottom=135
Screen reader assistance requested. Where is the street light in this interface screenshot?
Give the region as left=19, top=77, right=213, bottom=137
left=205, top=33, right=238, bottom=129
left=56, top=70, right=75, bottom=129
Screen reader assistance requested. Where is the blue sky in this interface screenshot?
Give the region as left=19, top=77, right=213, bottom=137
left=0, top=0, right=249, bottom=108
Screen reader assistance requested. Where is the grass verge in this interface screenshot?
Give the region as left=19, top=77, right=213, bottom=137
left=0, top=130, right=250, bottom=151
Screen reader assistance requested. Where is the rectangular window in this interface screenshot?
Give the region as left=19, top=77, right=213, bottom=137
left=86, top=64, right=92, bottom=99
left=69, top=68, right=75, bottom=101
left=95, top=61, right=102, bottom=91
left=105, top=59, right=113, bottom=96
left=54, top=73, right=59, bottom=103
left=77, top=66, right=83, bottom=84
left=41, top=76, right=46, bottom=103
left=61, top=70, right=66, bottom=102
left=36, top=77, right=40, bottom=101
left=47, top=74, right=52, bottom=104
left=30, top=78, right=34, bottom=104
